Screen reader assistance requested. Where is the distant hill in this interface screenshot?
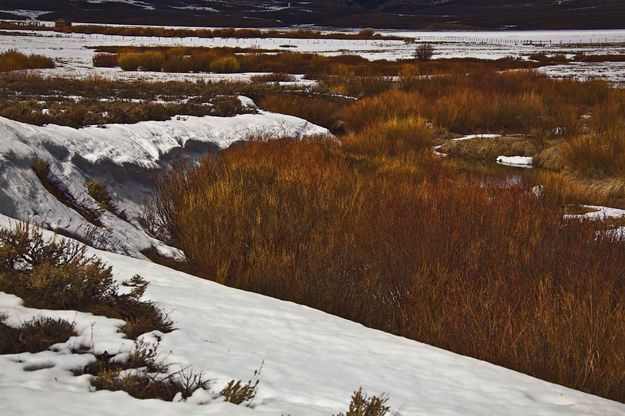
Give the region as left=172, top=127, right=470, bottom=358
left=1, top=0, right=624, bottom=29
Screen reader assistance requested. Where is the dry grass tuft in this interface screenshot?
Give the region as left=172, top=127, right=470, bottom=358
left=220, top=365, right=261, bottom=405
left=334, top=388, right=390, bottom=416
left=0, top=317, right=75, bottom=354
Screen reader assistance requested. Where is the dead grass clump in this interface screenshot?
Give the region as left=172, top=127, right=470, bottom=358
left=118, top=53, right=142, bottom=71
left=344, top=116, right=434, bottom=155
left=210, top=56, right=241, bottom=73
left=0, top=224, right=173, bottom=339
left=151, top=139, right=625, bottom=403
left=564, top=134, right=625, bottom=178
left=334, top=388, right=390, bottom=416
left=0, top=317, right=75, bottom=354
left=0, top=49, right=54, bottom=72
left=93, top=367, right=262, bottom=403
left=85, top=179, right=128, bottom=220
left=92, top=53, right=118, bottom=68
left=86, top=179, right=115, bottom=211
left=79, top=339, right=167, bottom=376
left=92, top=370, right=182, bottom=401
left=534, top=140, right=569, bottom=171
left=220, top=365, right=261, bottom=405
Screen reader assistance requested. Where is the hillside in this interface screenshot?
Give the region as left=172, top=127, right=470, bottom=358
left=1, top=0, right=624, bottom=29
left=2, top=214, right=625, bottom=415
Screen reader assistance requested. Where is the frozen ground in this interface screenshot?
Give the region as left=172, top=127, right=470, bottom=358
left=0, top=98, right=330, bottom=257
left=1, top=215, right=625, bottom=416
left=0, top=28, right=624, bottom=83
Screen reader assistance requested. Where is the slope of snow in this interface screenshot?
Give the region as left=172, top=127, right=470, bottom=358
left=0, top=102, right=330, bottom=257
left=0, top=215, right=624, bottom=416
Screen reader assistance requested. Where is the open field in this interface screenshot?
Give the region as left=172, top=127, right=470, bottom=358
left=0, top=26, right=624, bottom=83
left=2, top=20, right=625, bottom=416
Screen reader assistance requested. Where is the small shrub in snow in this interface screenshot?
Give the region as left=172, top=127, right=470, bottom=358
left=249, top=73, right=297, bottom=83
left=0, top=224, right=173, bottom=339
left=86, top=178, right=129, bottom=220
left=220, top=365, right=262, bottom=405
left=334, top=388, right=390, bottom=416
left=77, top=339, right=166, bottom=376
left=92, top=367, right=212, bottom=402
left=0, top=316, right=75, bottom=354
left=173, top=368, right=213, bottom=399
left=85, top=179, right=117, bottom=215
left=414, top=43, right=434, bottom=61
left=92, top=370, right=183, bottom=401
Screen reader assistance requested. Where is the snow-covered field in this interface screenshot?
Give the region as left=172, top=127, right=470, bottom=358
left=1, top=28, right=624, bottom=83
left=0, top=98, right=329, bottom=257
left=1, top=215, right=625, bottom=416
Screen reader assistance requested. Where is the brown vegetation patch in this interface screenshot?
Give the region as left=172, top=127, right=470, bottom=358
left=259, top=93, right=351, bottom=132
left=93, top=46, right=535, bottom=79
left=150, top=138, right=625, bottom=403
left=0, top=49, right=54, bottom=72
left=0, top=21, right=407, bottom=41
left=0, top=224, right=173, bottom=339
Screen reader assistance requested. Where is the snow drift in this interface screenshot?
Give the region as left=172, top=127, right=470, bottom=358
left=0, top=101, right=330, bottom=257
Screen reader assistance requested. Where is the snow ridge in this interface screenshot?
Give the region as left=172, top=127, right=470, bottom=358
left=0, top=103, right=330, bottom=257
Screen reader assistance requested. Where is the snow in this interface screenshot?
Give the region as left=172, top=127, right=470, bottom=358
left=452, top=134, right=501, bottom=141
left=0, top=9, right=50, bottom=20
left=564, top=205, right=625, bottom=220
left=496, top=155, right=534, bottom=168
left=1, top=215, right=625, bottom=415
left=0, top=101, right=330, bottom=257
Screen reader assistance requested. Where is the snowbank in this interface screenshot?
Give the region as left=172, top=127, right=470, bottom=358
left=0, top=215, right=624, bottom=416
left=0, top=105, right=330, bottom=257
left=564, top=205, right=625, bottom=221
left=452, top=134, right=501, bottom=141
left=496, top=155, right=534, bottom=168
